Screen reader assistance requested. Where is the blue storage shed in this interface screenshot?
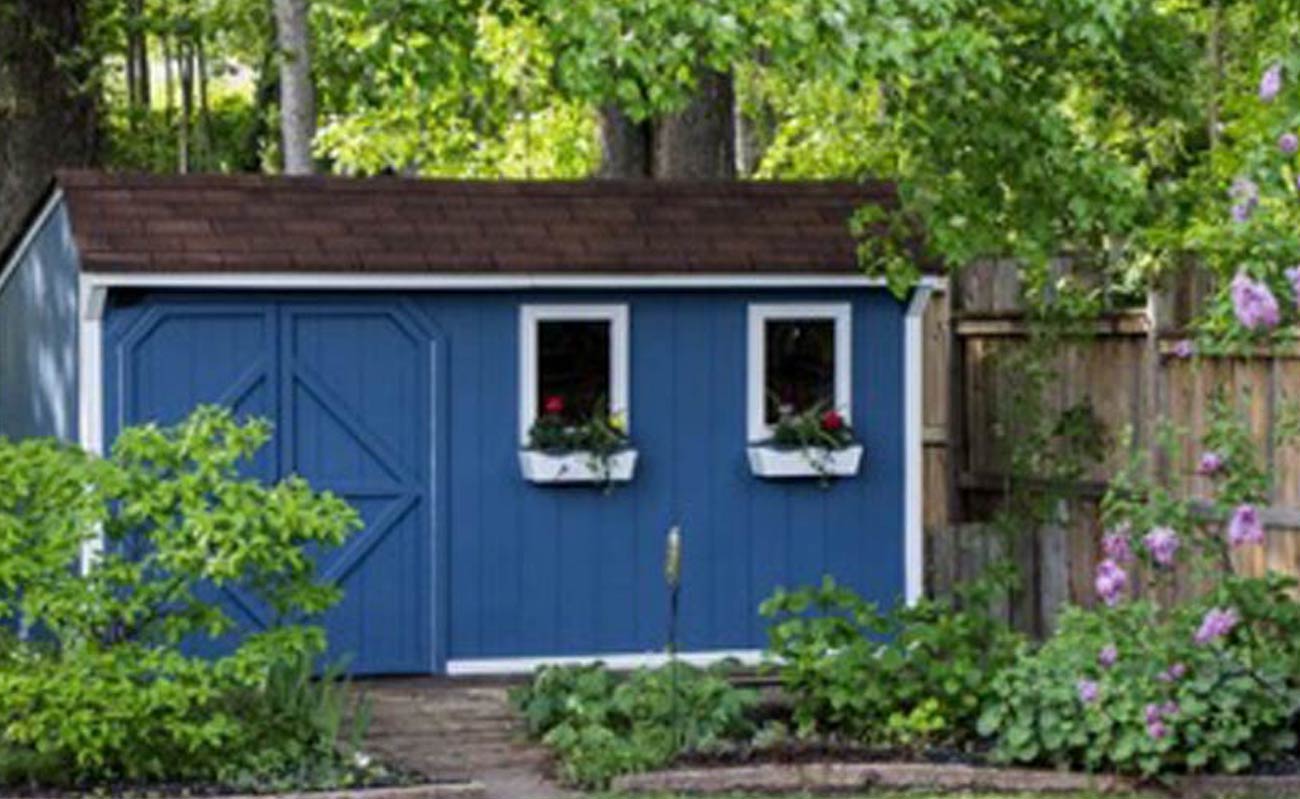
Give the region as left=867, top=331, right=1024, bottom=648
left=0, top=171, right=941, bottom=675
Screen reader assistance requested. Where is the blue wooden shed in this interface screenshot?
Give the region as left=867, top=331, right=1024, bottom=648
left=0, top=171, right=940, bottom=675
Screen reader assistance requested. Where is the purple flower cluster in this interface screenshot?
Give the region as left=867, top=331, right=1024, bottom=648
left=1195, top=607, right=1240, bottom=645
left=1260, top=63, right=1283, bottom=102
left=1095, top=559, right=1127, bottom=606
left=1196, top=451, right=1224, bottom=476
left=1077, top=679, right=1100, bottom=705
left=1172, top=339, right=1196, bottom=359
left=1287, top=266, right=1300, bottom=305
left=1145, top=701, right=1179, bottom=739
left=1098, top=644, right=1118, bottom=669
left=1229, top=178, right=1260, bottom=224
left=1228, top=503, right=1265, bottom=547
left=1231, top=272, right=1280, bottom=330
left=1157, top=662, right=1187, bottom=683
left=1282, top=133, right=1300, bottom=156
left=1102, top=529, right=1133, bottom=563
left=1143, top=526, right=1180, bottom=567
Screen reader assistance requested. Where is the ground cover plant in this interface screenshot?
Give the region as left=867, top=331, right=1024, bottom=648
left=762, top=577, right=1020, bottom=751
left=511, top=662, right=758, bottom=788
left=0, top=406, right=397, bottom=791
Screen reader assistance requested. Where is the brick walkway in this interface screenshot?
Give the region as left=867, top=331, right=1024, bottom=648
left=360, top=677, right=575, bottom=799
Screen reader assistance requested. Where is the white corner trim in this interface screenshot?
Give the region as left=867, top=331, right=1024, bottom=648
left=445, top=648, right=765, bottom=676
left=518, top=303, right=630, bottom=445
left=746, top=302, right=852, bottom=443
left=0, top=189, right=64, bottom=296
left=903, top=284, right=934, bottom=605
left=79, top=271, right=948, bottom=293
left=77, top=275, right=108, bottom=574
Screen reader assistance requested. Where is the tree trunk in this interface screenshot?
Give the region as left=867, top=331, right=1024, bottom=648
left=0, top=0, right=99, bottom=246
left=239, top=27, right=281, bottom=172
left=651, top=69, right=735, bottom=179
left=273, top=0, right=316, bottom=175
left=735, top=92, right=774, bottom=178
left=597, top=105, right=651, bottom=178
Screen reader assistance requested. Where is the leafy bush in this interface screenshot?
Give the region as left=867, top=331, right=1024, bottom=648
left=761, top=576, right=1020, bottom=749
left=511, top=662, right=757, bottom=788
left=982, top=394, right=1300, bottom=777
left=979, top=579, right=1300, bottom=777
left=0, top=407, right=365, bottom=787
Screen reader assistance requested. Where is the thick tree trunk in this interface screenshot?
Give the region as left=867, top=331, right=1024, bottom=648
left=0, top=0, right=99, bottom=246
left=597, top=105, right=651, bottom=178
left=273, top=0, right=316, bottom=175
left=651, top=69, right=735, bottom=179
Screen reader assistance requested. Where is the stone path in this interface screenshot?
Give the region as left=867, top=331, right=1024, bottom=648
left=360, top=677, right=576, bottom=799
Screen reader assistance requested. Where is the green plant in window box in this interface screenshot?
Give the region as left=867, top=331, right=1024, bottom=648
left=765, top=400, right=859, bottom=483
left=525, top=394, right=632, bottom=487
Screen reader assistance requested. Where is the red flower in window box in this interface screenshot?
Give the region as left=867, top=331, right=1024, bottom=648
left=544, top=395, right=565, bottom=415
left=820, top=409, right=844, bottom=432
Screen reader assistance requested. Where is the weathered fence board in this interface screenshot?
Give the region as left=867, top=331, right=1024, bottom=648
left=921, top=263, right=1300, bottom=634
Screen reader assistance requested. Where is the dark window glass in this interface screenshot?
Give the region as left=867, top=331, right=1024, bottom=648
left=764, top=319, right=835, bottom=423
left=538, top=320, right=611, bottom=423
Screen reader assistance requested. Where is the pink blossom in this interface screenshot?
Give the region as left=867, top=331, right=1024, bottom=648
left=1160, top=701, right=1180, bottom=718
left=1195, top=607, right=1240, bottom=645
left=1143, top=526, right=1180, bottom=567
left=1197, top=451, right=1224, bottom=476
left=1147, top=719, right=1168, bottom=740
left=1077, top=679, right=1099, bottom=704
left=1095, top=559, right=1128, bottom=607
left=1261, top=63, right=1283, bottom=102
left=1230, top=272, right=1280, bottom=330
left=1098, top=645, right=1118, bottom=669
left=1228, top=504, right=1265, bottom=547
left=1172, top=339, right=1195, bottom=359
left=1282, top=133, right=1300, bottom=155
left=1102, top=531, right=1133, bottom=564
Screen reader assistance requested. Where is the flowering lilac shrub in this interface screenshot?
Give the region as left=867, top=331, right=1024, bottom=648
left=979, top=383, right=1300, bottom=775
left=979, top=581, right=1300, bottom=776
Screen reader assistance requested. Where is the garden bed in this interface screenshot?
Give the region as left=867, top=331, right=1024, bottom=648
left=611, top=761, right=1300, bottom=797
left=0, top=778, right=484, bottom=799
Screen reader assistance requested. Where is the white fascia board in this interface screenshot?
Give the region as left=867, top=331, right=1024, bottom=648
left=81, top=271, right=947, bottom=292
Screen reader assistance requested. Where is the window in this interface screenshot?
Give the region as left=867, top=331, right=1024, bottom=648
left=747, top=303, right=851, bottom=441
left=519, top=304, right=629, bottom=443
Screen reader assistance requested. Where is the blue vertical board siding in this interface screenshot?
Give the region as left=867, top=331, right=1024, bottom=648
left=104, top=287, right=907, bottom=672
left=0, top=201, right=80, bottom=442
left=104, top=295, right=434, bottom=675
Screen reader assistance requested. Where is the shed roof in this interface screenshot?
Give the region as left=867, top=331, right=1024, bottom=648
left=40, top=170, right=934, bottom=275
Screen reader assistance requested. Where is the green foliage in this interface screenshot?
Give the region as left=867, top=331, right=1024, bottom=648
left=760, top=577, right=1021, bottom=749
left=979, top=588, right=1300, bottom=777
left=0, top=406, right=365, bottom=787
left=511, top=662, right=757, bottom=788
left=313, top=0, right=597, bottom=177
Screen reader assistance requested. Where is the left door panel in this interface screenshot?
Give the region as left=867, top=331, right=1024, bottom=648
left=105, top=297, right=433, bottom=675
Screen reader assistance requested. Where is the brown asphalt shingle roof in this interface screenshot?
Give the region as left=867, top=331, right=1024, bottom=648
left=48, top=170, right=929, bottom=275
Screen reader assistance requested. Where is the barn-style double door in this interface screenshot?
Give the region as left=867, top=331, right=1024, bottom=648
left=105, top=296, right=435, bottom=674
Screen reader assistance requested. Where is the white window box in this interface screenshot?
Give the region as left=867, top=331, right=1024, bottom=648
left=519, top=449, right=639, bottom=484
left=746, top=444, right=864, bottom=479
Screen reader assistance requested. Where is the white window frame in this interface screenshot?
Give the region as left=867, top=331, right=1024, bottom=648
left=747, top=302, right=852, bottom=443
left=519, top=304, right=630, bottom=446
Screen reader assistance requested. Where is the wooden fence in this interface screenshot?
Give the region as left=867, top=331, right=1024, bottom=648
left=920, top=262, right=1300, bottom=635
